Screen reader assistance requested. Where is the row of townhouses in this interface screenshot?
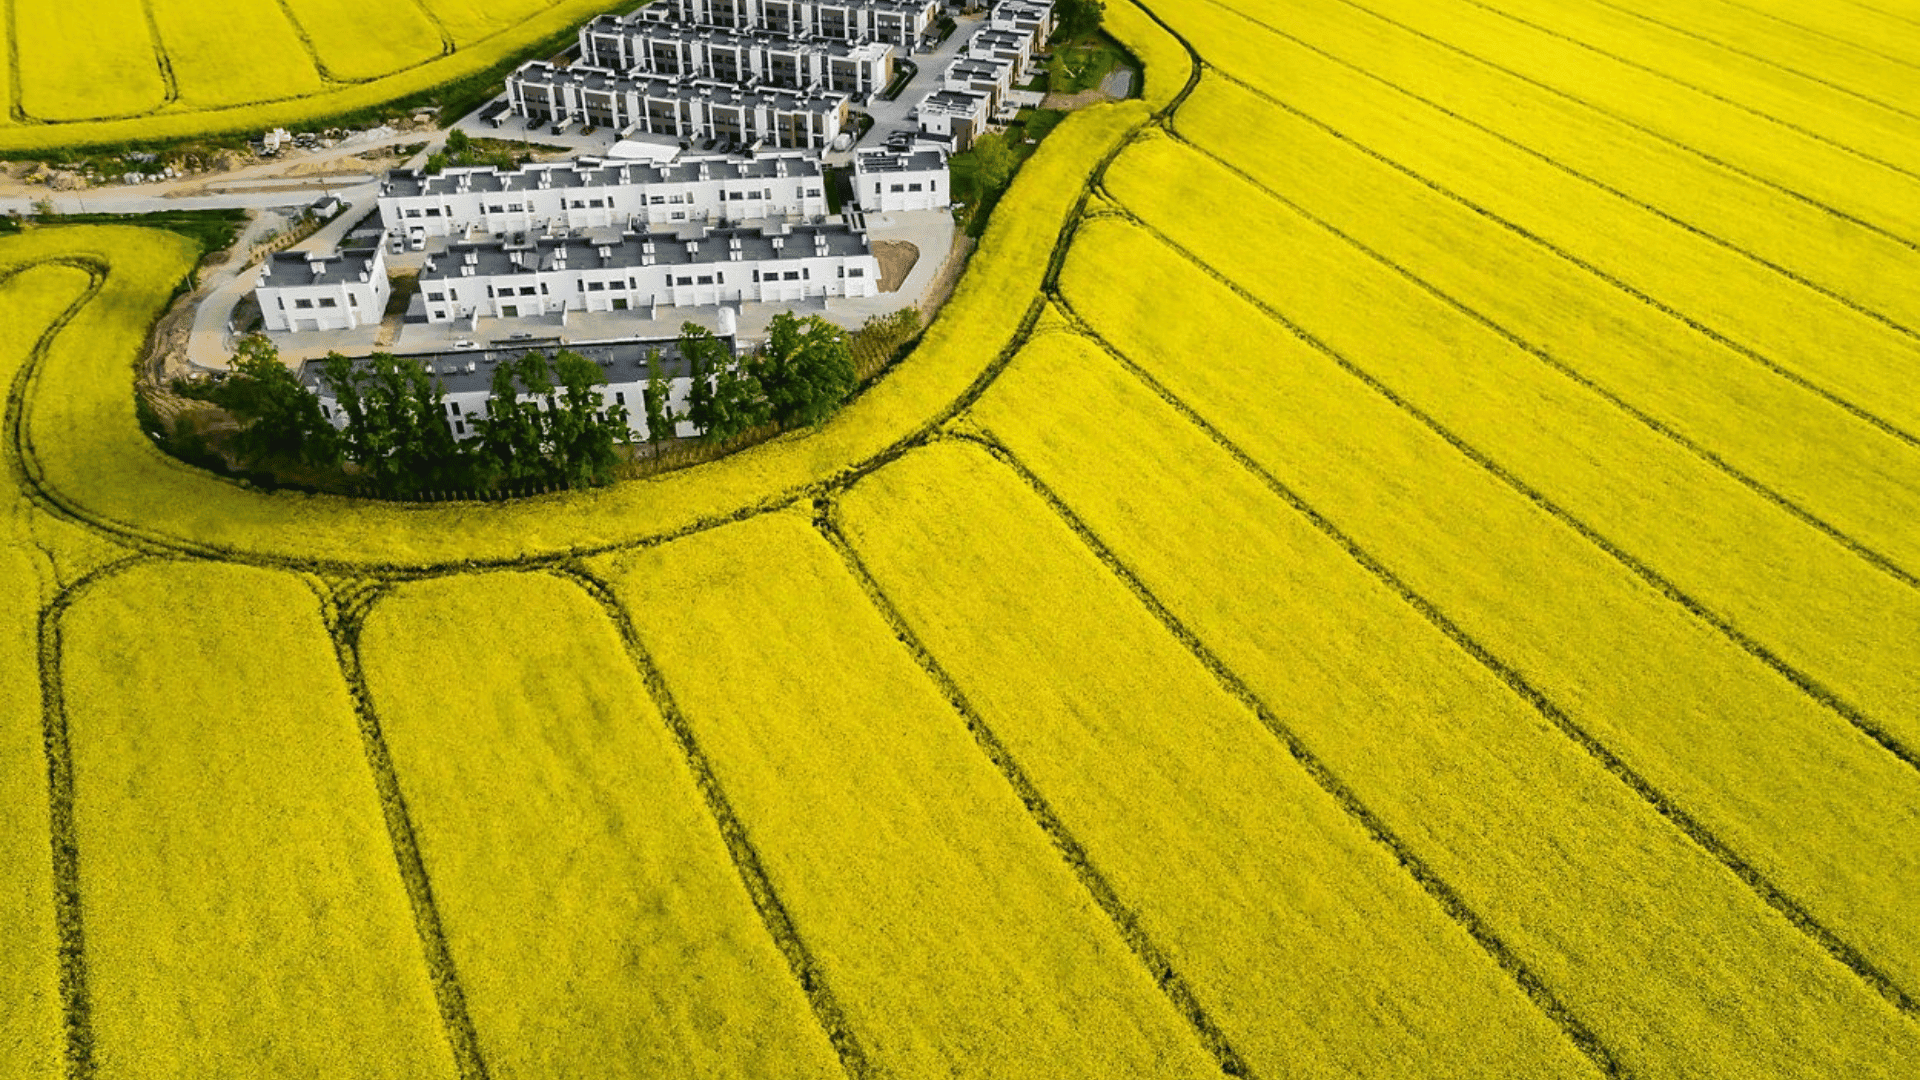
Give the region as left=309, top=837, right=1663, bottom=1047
left=917, top=1, right=1056, bottom=149
left=634, top=0, right=941, bottom=50
left=580, top=15, right=897, bottom=97
left=416, top=222, right=882, bottom=324
left=257, top=244, right=391, bottom=333
left=304, top=339, right=719, bottom=443
left=377, top=152, right=829, bottom=240
left=508, top=64, right=850, bottom=149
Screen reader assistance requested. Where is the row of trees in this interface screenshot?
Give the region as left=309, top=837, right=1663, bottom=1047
left=177, top=311, right=872, bottom=498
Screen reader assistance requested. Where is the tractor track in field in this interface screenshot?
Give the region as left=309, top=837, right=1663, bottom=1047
left=1567, top=0, right=1920, bottom=124
left=1713, top=0, right=1920, bottom=70
left=812, top=497, right=1256, bottom=1080
left=1197, top=0, right=1920, bottom=259
left=1043, top=291, right=1920, bottom=1026
left=1156, top=121, right=1920, bottom=593
left=1188, top=66, right=1920, bottom=451
left=943, top=426, right=1633, bottom=1079
left=321, top=579, right=493, bottom=1080
left=1095, top=201, right=1920, bottom=785
left=1441, top=0, right=1920, bottom=183
left=555, top=562, right=877, bottom=1080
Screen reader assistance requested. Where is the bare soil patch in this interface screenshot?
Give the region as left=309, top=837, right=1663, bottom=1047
left=873, top=240, right=920, bottom=292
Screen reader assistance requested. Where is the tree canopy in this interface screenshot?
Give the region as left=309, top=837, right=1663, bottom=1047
left=751, top=311, right=858, bottom=429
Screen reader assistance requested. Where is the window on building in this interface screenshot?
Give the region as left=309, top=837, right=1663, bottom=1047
left=447, top=402, right=458, bottom=416
left=406, top=209, right=423, bottom=218
left=349, top=295, right=359, bottom=306
left=783, top=270, right=800, bottom=280
left=427, top=291, right=445, bottom=302
left=677, top=275, right=694, bottom=285
left=570, top=200, right=585, bottom=209
left=671, top=211, right=686, bottom=220
left=510, top=203, right=524, bottom=212
left=431, top=310, right=444, bottom=320
left=848, top=267, right=864, bottom=277
left=807, top=187, right=821, bottom=196
left=488, top=204, right=504, bottom=213
left=909, top=182, right=923, bottom=191
left=587, top=281, right=604, bottom=291
left=649, top=195, right=665, bottom=204
left=589, top=198, right=605, bottom=208
left=696, top=274, right=714, bottom=285
left=295, top=298, right=314, bottom=309
left=520, top=286, right=536, bottom=296
left=615, top=391, right=626, bottom=405
left=455, top=420, right=465, bottom=435
left=612, top=297, right=629, bottom=310
left=276, top=297, right=285, bottom=310
left=425, top=208, right=441, bottom=217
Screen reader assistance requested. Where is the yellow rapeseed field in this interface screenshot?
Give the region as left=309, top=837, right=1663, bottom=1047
left=3, top=0, right=1918, bottom=1076
left=0, top=0, right=613, bottom=151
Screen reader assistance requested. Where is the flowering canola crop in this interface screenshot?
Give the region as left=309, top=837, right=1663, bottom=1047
left=3, top=1, right=1918, bottom=1076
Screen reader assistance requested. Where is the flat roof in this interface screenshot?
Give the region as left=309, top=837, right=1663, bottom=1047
left=260, top=249, right=381, bottom=288
left=419, top=222, right=872, bottom=281
left=512, top=62, right=849, bottom=112
left=854, top=147, right=947, bottom=173
left=382, top=151, right=823, bottom=199
left=302, top=335, right=738, bottom=397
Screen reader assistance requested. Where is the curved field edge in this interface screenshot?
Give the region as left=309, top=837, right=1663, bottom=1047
left=0, top=0, right=607, bottom=153
left=6, top=97, right=1161, bottom=570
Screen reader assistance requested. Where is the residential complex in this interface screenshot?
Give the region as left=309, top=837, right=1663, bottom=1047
left=256, top=243, right=390, bottom=333
left=633, top=0, right=941, bottom=50
left=378, top=152, right=828, bottom=240
left=415, top=222, right=881, bottom=324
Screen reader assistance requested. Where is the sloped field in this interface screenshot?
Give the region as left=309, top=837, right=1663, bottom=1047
left=2, top=1, right=1917, bottom=1076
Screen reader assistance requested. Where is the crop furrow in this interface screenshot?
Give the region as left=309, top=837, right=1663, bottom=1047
left=321, top=581, right=490, bottom=1080
left=1049, top=308, right=1920, bottom=1021
left=555, top=563, right=875, bottom=1080
left=811, top=497, right=1254, bottom=1080
left=1198, top=0, right=1920, bottom=255
left=940, top=427, right=1630, bottom=1078
left=1100, top=203, right=1920, bottom=778
left=1158, top=125, right=1920, bottom=591
left=1187, top=67, right=1920, bottom=446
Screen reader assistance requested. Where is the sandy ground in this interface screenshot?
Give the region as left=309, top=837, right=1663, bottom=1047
left=873, top=240, right=920, bottom=292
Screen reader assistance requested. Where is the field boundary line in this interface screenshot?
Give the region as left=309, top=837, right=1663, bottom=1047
left=1442, top=0, right=1920, bottom=180
left=1098, top=206, right=1920, bottom=783
left=321, top=580, right=492, bottom=1080
left=1712, top=0, right=1920, bottom=70
left=1190, top=67, right=1920, bottom=448
left=1843, top=0, right=1920, bottom=32
left=812, top=498, right=1256, bottom=1079
left=1156, top=126, right=1920, bottom=592
left=943, top=427, right=1631, bottom=1079
left=1533, top=0, right=1920, bottom=122
left=33, top=553, right=162, bottom=1080
left=263, top=0, right=357, bottom=85
left=1200, top=0, right=1920, bottom=257
left=555, top=564, right=877, bottom=1080
left=1052, top=298, right=1920, bottom=1023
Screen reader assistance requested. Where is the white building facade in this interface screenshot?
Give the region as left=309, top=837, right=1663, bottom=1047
left=416, top=223, right=881, bottom=324
left=580, top=16, right=897, bottom=97
left=636, top=0, right=941, bottom=50
left=508, top=62, right=849, bottom=149
left=256, top=245, right=389, bottom=333
left=378, top=153, right=829, bottom=239
left=854, top=148, right=948, bottom=212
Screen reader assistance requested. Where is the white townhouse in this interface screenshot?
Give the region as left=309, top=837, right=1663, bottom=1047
left=302, top=337, right=731, bottom=443
left=916, top=88, right=991, bottom=151
left=508, top=62, right=850, bottom=149
left=415, top=222, right=881, bottom=324
left=967, top=26, right=1036, bottom=81
left=638, top=0, right=941, bottom=51
left=378, top=153, right=828, bottom=239
left=853, top=148, right=948, bottom=212
left=256, top=244, right=389, bottom=333
left=580, top=15, right=897, bottom=98
left=942, top=55, right=1017, bottom=114
left=990, top=0, right=1056, bottom=52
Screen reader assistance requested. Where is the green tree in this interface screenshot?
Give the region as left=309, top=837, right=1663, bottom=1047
left=641, top=347, right=676, bottom=451
left=471, top=350, right=554, bottom=488
left=703, top=351, right=769, bottom=444
left=319, top=351, right=466, bottom=496
left=180, top=334, right=339, bottom=466
left=549, top=349, right=629, bottom=487
left=677, top=321, right=730, bottom=437
left=751, top=311, right=858, bottom=429
left=968, top=133, right=1016, bottom=195
left=1054, top=0, right=1104, bottom=42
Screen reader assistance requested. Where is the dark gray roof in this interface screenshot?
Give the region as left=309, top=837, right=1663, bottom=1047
left=382, top=151, right=821, bottom=199
left=301, top=336, right=736, bottom=397
left=260, top=249, right=380, bottom=287
left=854, top=147, right=946, bottom=173
left=512, top=62, right=849, bottom=112
left=419, top=223, right=872, bottom=282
